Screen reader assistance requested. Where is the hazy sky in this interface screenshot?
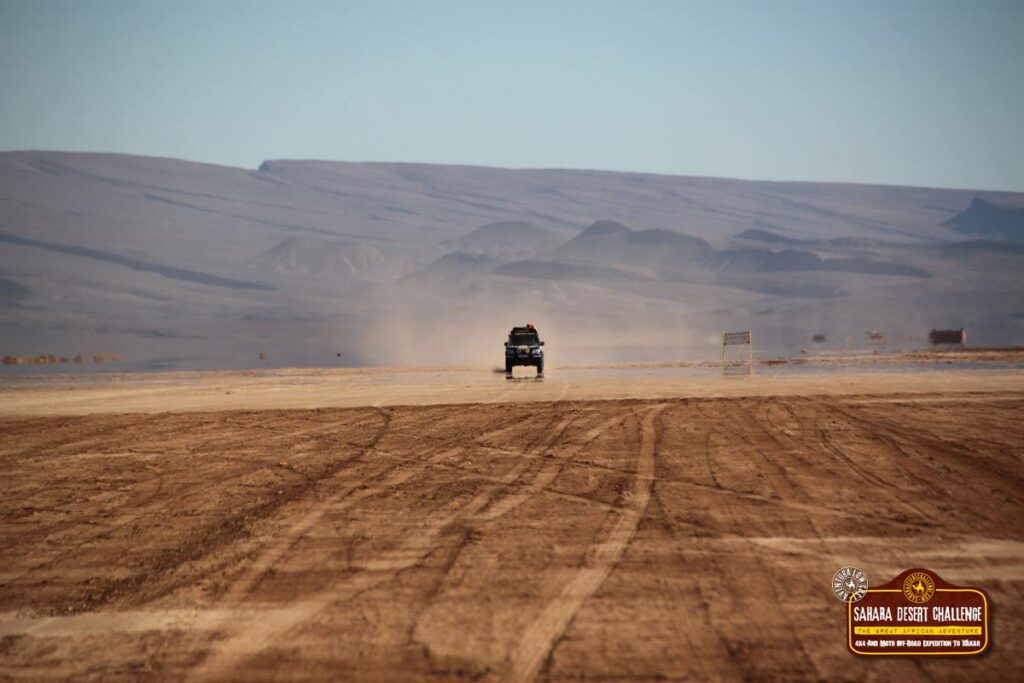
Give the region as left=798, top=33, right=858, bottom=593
left=1, top=0, right=1022, bottom=190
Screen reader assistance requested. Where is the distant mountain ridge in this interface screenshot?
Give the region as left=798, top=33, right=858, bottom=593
left=1, top=151, right=1023, bottom=369
left=547, top=220, right=930, bottom=278
left=946, top=197, right=1024, bottom=243
left=439, top=221, right=565, bottom=260
left=260, top=236, right=418, bottom=280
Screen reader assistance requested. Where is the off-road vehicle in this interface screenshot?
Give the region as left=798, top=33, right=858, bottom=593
left=504, top=324, right=544, bottom=378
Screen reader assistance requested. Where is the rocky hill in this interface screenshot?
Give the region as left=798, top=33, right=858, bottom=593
left=1, top=151, right=1022, bottom=369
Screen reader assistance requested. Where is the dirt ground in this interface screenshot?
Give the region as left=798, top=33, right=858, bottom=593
left=1, top=368, right=1022, bottom=681
left=3, top=362, right=1024, bottom=416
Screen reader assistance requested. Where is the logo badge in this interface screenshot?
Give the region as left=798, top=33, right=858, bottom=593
left=902, top=571, right=936, bottom=604
left=832, top=566, right=869, bottom=603
left=847, top=568, right=989, bottom=656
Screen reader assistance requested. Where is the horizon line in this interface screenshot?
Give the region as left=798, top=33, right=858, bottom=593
left=3, top=147, right=1022, bottom=196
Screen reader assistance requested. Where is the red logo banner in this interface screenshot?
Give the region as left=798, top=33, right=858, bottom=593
left=847, top=568, right=989, bottom=656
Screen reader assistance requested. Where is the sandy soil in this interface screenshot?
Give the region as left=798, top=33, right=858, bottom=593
left=2, top=362, right=1024, bottom=416
left=1, top=368, right=1022, bottom=680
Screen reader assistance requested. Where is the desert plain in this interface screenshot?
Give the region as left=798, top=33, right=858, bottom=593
left=0, top=358, right=1022, bottom=682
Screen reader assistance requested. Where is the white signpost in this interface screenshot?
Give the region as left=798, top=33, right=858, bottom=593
left=723, top=330, right=753, bottom=373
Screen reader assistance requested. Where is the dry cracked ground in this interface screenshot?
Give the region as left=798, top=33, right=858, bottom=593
left=1, top=391, right=1022, bottom=681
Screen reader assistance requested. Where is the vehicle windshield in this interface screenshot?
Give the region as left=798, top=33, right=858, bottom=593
left=508, top=333, right=539, bottom=346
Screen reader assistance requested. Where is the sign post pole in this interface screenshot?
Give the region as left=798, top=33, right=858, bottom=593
left=749, top=330, right=753, bottom=371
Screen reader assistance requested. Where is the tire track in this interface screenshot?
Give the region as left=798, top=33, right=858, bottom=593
left=475, top=409, right=634, bottom=522
left=807, top=404, right=914, bottom=496
left=0, top=410, right=388, bottom=602
left=807, top=401, right=935, bottom=525
left=751, top=400, right=815, bottom=471
left=831, top=401, right=1024, bottom=496
left=117, top=409, right=401, bottom=609
left=217, top=439, right=467, bottom=603
left=720, top=401, right=798, bottom=500
left=187, top=412, right=577, bottom=681
left=4, top=394, right=1023, bottom=680
left=496, top=404, right=666, bottom=683
left=372, top=391, right=396, bottom=408
left=486, top=379, right=531, bottom=404
left=689, top=400, right=726, bottom=490
left=214, top=405, right=493, bottom=603
left=0, top=413, right=180, bottom=463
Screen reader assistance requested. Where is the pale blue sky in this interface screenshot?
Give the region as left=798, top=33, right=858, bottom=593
left=1, top=0, right=1022, bottom=190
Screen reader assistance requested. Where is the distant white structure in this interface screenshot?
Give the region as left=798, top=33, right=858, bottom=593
left=722, top=330, right=753, bottom=373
